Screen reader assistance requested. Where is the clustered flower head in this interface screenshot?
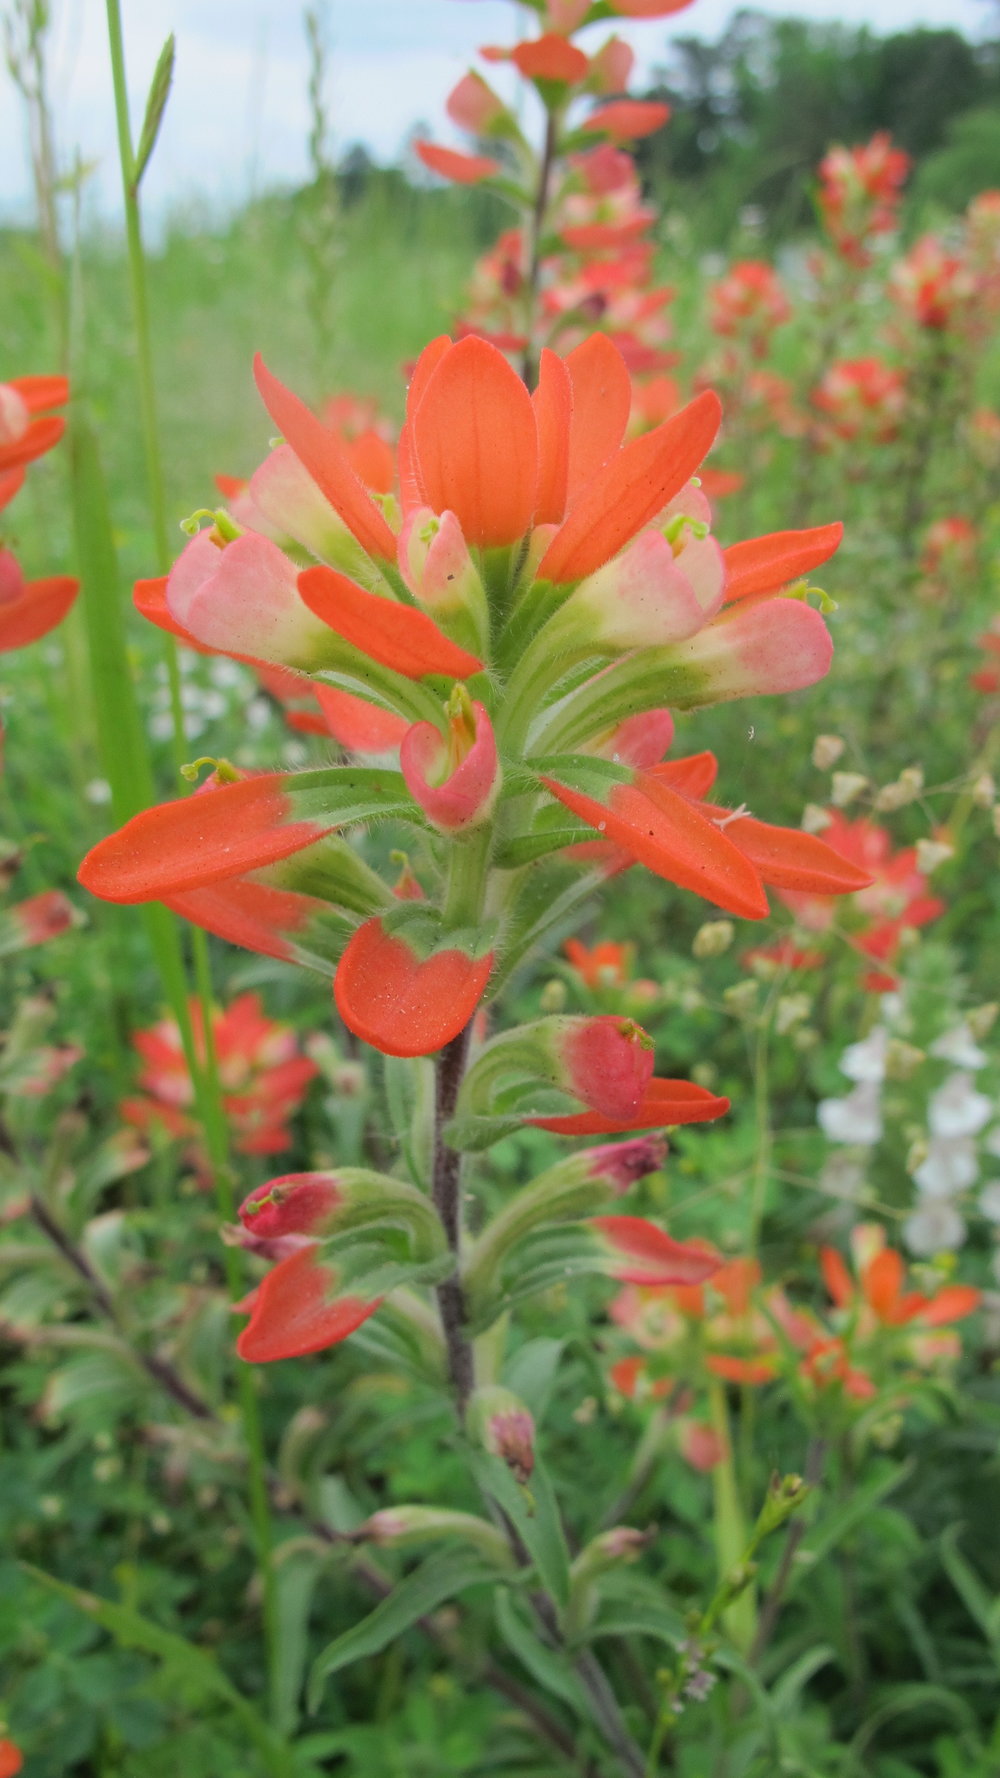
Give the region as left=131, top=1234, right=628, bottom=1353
left=768, top=812, right=944, bottom=989
left=816, top=132, right=910, bottom=267
left=417, top=7, right=679, bottom=380
left=610, top=1223, right=980, bottom=1457
left=0, top=375, right=78, bottom=655
left=79, top=333, right=868, bottom=1047
left=75, top=320, right=874, bottom=1362
left=812, top=356, right=907, bottom=445
left=708, top=260, right=792, bottom=356
left=121, top=992, right=318, bottom=1176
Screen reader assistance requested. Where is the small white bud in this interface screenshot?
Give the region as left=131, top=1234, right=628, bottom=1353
left=874, top=766, right=924, bottom=812
left=801, top=802, right=833, bottom=834
left=692, top=919, right=734, bottom=959
left=831, top=772, right=869, bottom=808
left=915, top=837, right=953, bottom=874
left=812, top=734, right=846, bottom=770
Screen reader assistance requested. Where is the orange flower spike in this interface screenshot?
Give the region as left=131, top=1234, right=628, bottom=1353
left=539, top=390, right=722, bottom=584
left=335, top=916, right=494, bottom=1057
left=252, top=356, right=397, bottom=564
left=236, top=1246, right=379, bottom=1362
left=409, top=336, right=539, bottom=549
left=723, top=523, right=844, bottom=605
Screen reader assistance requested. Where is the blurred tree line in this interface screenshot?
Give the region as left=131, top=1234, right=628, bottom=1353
left=633, top=8, right=1000, bottom=241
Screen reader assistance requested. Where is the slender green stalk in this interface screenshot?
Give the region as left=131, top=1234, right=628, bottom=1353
left=706, top=1381, right=755, bottom=1653
left=102, top=0, right=285, bottom=1750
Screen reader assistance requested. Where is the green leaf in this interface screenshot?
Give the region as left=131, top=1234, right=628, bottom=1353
left=43, top=1350, right=147, bottom=1423
left=133, top=35, right=175, bottom=189
left=272, top=1543, right=329, bottom=1739
left=793, top=1458, right=914, bottom=1580
left=577, top=1599, right=685, bottom=1653
left=68, top=409, right=156, bottom=824
left=21, top=1564, right=283, bottom=1763
left=770, top=1644, right=837, bottom=1713
left=493, top=828, right=588, bottom=869
left=307, top=1547, right=501, bottom=1708
left=503, top=1338, right=565, bottom=1420
left=848, top=1681, right=977, bottom=1761
left=494, top=1588, right=589, bottom=1714
left=469, top=1450, right=571, bottom=1610
left=940, top=1524, right=1000, bottom=1658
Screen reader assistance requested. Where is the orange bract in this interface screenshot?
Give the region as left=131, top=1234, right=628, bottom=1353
left=78, top=775, right=329, bottom=903
left=409, top=336, right=539, bottom=548
left=334, top=917, right=494, bottom=1056
left=297, top=564, right=484, bottom=679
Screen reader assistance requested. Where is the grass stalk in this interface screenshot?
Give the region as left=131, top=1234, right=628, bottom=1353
left=100, top=0, right=285, bottom=1747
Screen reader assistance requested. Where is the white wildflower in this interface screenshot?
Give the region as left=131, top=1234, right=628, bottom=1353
left=928, top=1072, right=992, bottom=1138
left=840, top=1026, right=889, bottom=1083
left=913, top=1135, right=979, bottom=1197
left=930, top=1025, right=988, bottom=1071
left=904, top=1201, right=967, bottom=1257
left=818, top=1080, right=882, bottom=1145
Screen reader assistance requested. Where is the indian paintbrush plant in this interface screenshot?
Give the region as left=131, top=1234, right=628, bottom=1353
left=3, top=0, right=998, bottom=1769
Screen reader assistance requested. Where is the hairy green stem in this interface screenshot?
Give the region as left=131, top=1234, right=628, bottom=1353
left=432, top=1023, right=477, bottom=1412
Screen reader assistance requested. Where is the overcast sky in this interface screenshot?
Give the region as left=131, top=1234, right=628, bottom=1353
left=0, top=0, right=991, bottom=226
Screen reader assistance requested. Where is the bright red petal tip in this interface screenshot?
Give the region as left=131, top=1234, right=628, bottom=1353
left=253, top=356, right=397, bottom=563
left=0, top=574, right=77, bottom=652
left=236, top=1247, right=377, bottom=1362
left=528, top=1076, right=729, bottom=1135
left=78, top=774, right=331, bottom=904
left=334, top=917, right=493, bottom=1057
left=723, top=523, right=844, bottom=604
left=298, top=564, right=483, bottom=680
left=414, top=141, right=502, bottom=184
left=542, top=772, right=770, bottom=920
left=539, top=390, right=722, bottom=584
left=410, top=335, right=539, bottom=549
left=592, top=1215, right=722, bottom=1286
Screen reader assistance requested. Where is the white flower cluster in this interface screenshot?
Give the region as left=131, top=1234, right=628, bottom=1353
left=817, top=994, right=1000, bottom=1267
